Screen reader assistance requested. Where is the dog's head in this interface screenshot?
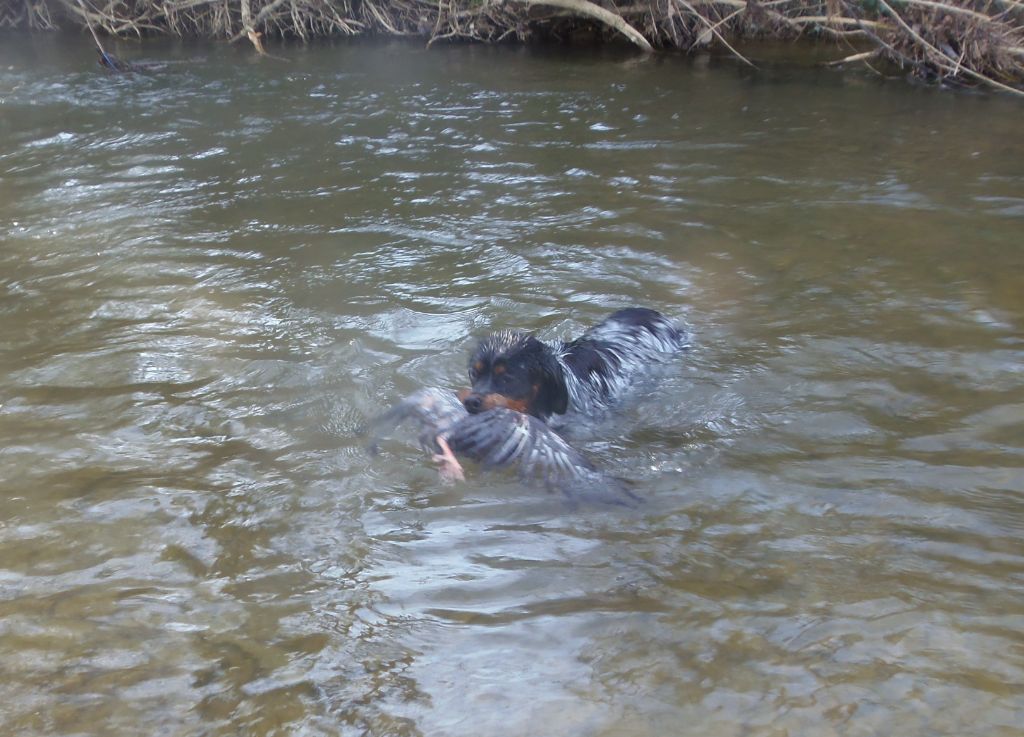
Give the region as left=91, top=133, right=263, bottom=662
left=461, top=330, right=568, bottom=421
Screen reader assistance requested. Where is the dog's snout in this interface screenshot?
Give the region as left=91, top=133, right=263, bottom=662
left=463, top=393, right=484, bottom=414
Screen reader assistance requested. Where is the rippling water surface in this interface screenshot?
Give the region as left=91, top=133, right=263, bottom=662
left=1, top=33, right=1023, bottom=736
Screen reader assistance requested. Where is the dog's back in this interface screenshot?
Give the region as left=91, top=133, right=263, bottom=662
left=558, top=308, right=687, bottom=418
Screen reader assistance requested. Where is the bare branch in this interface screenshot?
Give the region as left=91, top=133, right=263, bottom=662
left=506, top=0, right=654, bottom=51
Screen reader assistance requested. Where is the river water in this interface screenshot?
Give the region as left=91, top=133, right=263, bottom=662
left=1, top=32, right=1022, bottom=736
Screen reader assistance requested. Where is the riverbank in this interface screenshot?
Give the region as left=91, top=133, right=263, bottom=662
left=3, top=0, right=1022, bottom=94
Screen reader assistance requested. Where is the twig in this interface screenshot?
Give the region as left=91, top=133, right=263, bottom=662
left=229, top=0, right=291, bottom=42
left=786, top=15, right=884, bottom=28
left=69, top=0, right=139, bottom=69
left=701, top=6, right=746, bottom=40
left=824, top=49, right=880, bottom=65
left=71, top=0, right=108, bottom=53
left=675, top=0, right=755, bottom=67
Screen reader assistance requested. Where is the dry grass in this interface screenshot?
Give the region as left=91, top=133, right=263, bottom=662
left=2, top=0, right=1022, bottom=93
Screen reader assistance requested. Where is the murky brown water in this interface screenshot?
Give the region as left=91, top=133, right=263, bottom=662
left=1, top=32, right=1023, bottom=736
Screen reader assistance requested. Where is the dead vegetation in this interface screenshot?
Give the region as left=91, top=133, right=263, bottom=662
left=3, top=0, right=1023, bottom=93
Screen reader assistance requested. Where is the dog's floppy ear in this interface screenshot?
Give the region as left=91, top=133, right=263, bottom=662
left=529, top=339, right=568, bottom=418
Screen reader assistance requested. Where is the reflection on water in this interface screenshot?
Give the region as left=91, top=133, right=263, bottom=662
left=1, top=33, right=1023, bottom=737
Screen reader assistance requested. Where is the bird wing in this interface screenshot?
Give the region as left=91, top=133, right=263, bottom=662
left=363, top=390, right=639, bottom=506
left=360, top=388, right=468, bottom=454
left=443, top=408, right=640, bottom=507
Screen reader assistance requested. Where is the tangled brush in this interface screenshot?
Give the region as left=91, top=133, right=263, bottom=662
left=3, top=0, right=1022, bottom=93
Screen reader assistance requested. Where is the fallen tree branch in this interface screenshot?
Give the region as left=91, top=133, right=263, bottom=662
left=506, top=0, right=653, bottom=51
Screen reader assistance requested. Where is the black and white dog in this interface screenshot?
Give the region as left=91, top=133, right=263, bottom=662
left=365, top=308, right=687, bottom=504
left=461, top=308, right=687, bottom=422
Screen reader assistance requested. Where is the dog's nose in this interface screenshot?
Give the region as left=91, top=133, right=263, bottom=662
left=463, top=394, right=484, bottom=414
